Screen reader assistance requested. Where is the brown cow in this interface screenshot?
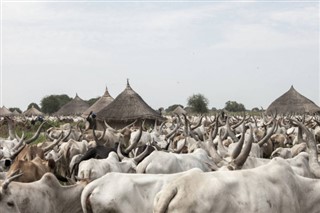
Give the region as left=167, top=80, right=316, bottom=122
left=6, top=156, right=55, bottom=182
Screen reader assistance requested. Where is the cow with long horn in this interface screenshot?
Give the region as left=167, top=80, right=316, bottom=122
left=153, top=119, right=320, bottom=213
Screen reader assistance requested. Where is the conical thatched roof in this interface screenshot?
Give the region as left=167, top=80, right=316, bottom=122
left=266, top=86, right=320, bottom=115
left=12, top=110, right=21, bottom=116
left=97, top=80, right=163, bottom=122
left=23, top=105, right=43, bottom=116
left=0, top=106, right=12, bottom=117
left=172, top=105, right=187, bottom=115
left=55, top=94, right=89, bottom=116
left=82, top=87, right=114, bottom=118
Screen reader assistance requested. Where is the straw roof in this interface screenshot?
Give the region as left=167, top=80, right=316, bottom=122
left=23, top=105, right=43, bottom=117
left=266, top=86, right=320, bottom=115
left=172, top=105, right=187, bottom=115
left=55, top=94, right=89, bottom=116
left=0, top=106, right=12, bottom=117
left=82, top=87, right=114, bottom=117
left=12, top=110, right=21, bottom=116
left=97, top=80, right=163, bottom=122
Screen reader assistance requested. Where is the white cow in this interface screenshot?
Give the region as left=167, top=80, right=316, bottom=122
left=80, top=138, right=251, bottom=213
left=81, top=168, right=203, bottom=213
left=153, top=157, right=320, bottom=213
left=137, top=127, right=253, bottom=174
left=153, top=119, right=320, bottom=213
left=0, top=172, right=86, bottom=213
left=77, top=152, right=136, bottom=181
left=135, top=148, right=215, bottom=174
left=270, top=143, right=307, bottom=159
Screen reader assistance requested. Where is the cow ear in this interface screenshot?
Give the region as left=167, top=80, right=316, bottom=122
left=48, top=159, right=55, bottom=169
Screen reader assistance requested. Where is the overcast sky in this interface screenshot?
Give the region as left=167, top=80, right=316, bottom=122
left=1, top=0, right=319, bottom=111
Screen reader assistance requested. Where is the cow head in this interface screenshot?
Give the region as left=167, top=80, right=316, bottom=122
left=0, top=170, right=23, bottom=212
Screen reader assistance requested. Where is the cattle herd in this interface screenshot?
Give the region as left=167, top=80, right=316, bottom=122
left=1, top=112, right=320, bottom=213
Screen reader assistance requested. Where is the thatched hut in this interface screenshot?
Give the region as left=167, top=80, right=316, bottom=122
left=266, top=86, right=320, bottom=115
left=0, top=106, right=12, bottom=117
left=172, top=105, right=187, bottom=115
left=96, top=80, right=164, bottom=129
left=23, top=105, right=44, bottom=117
left=12, top=110, right=21, bottom=116
left=82, top=87, right=114, bottom=118
left=55, top=94, right=89, bottom=116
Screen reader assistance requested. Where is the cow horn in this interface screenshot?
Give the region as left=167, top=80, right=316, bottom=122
left=173, top=138, right=186, bottom=153
left=290, top=119, right=320, bottom=178
left=117, top=143, right=125, bottom=160
left=14, top=131, right=24, bottom=142
left=24, top=121, right=47, bottom=144
left=159, top=121, right=166, bottom=135
left=257, top=119, right=276, bottom=147
left=93, top=125, right=106, bottom=145
left=9, top=143, right=26, bottom=160
left=5, top=117, right=16, bottom=140
left=46, top=131, right=56, bottom=141
left=165, top=123, right=180, bottom=140
left=297, top=125, right=304, bottom=143
left=142, top=119, right=146, bottom=131
left=190, top=115, right=204, bottom=131
left=220, top=127, right=228, bottom=141
left=133, top=145, right=150, bottom=164
left=209, top=115, right=220, bottom=142
left=231, top=112, right=246, bottom=129
left=217, top=129, right=228, bottom=158
left=120, top=120, right=138, bottom=132
left=2, top=170, right=23, bottom=190
left=104, top=120, right=113, bottom=130
left=231, top=123, right=246, bottom=160
left=207, top=141, right=223, bottom=165
left=286, top=127, right=295, bottom=136
left=226, top=117, right=239, bottom=143
left=252, top=116, right=258, bottom=128
left=233, top=125, right=253, bottom=169
left=62, top=126, right=72, bottom=142
left=12, top=132, right=26, bottom=151
left=76, top=121, right=84, bottom=141
left=124, top=122, right=143, bottom=154
left=153, top=120, right=158, bottom=132
left=182, top=114, right=189, bottom=136
left=42, top=132, right=64, bottom=153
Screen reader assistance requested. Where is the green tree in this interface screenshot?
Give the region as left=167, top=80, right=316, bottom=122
left=224, top=101, right=246, bottom=112
left=9, top=107, right=22, bottom=113
left=41, top=94, right=72, bottom=114
left=86, top=97, right=100, bottom=106
left=251, top=107, right=260, bottom=112
left=211, top=107, right=217, bottom=112
left=165, top=104, right=184, bottom=113
left=187, top=93, right=209, bottom=114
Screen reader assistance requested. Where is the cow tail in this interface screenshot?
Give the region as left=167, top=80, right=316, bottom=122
left=81, top=183, right=95, bottom=213
left=153, top=187, right=177, bottom=213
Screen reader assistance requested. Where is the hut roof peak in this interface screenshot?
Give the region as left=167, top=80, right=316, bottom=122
left=103, top=86, right=111, bottom=97
left=126, top=79, right=132, bottom=90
